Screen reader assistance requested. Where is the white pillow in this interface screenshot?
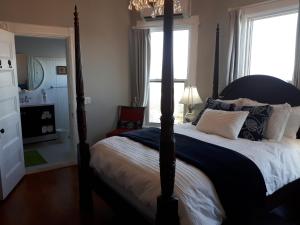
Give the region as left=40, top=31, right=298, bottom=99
left=281, top=137, right=300, bottom=149
left=239, top=98, right=263, bottom=106
left=196, top=109, right=249, bottom=140
left=264, top=104, right=291, bottom=141
left=284, top=106, right=300, bottom=139
left=237, top=98, right=292, bottom=141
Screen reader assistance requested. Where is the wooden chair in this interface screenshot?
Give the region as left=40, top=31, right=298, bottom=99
left=106, top=106, right=145, bottom=137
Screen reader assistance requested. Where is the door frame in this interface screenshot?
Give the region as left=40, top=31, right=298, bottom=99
left=0, top=21, right=78, bottom=165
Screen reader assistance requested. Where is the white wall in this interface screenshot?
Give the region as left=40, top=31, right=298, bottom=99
left=0, top=0, right=131, bottom=144
left=42, top=58, right=70, bottom=133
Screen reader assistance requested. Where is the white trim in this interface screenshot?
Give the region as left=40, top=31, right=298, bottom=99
left=0, top=21, right=78, bottom=159
left=136, top=15, right=200, bottom=28
left=136, top=16, right=199, bottom=125
left=239, top=0, right=299, bottom=76
left=242, top=0, right=298, bottom=19
left=0, top=22, right=73, bottom=38
left=136, top=16, right=199, bottom=85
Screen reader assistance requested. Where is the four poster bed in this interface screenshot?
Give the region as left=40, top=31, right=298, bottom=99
left=73, top=2, right=300, bottom=225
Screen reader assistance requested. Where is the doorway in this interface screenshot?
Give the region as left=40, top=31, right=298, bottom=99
left=0, top=21, right=78, bottom=174
left=16, top=36, right=75, bottom=173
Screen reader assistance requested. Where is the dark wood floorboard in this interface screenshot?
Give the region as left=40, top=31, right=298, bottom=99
left=0, top=166, right=297, bottom=225
left=0, top=166, right=138, bottom=225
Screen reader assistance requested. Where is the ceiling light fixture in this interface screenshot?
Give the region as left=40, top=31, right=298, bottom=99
left=128, top=0, right=182, bottom=18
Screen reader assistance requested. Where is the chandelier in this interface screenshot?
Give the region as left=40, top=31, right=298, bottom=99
left=128, top=0, right=182, bottom=18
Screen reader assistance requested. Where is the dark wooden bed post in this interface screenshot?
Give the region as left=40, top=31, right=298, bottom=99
left=156, top=0, right=179, bottom=225
left=74, top=6, right=93, bottom=211
left=212, top=24, right=220, bottom=99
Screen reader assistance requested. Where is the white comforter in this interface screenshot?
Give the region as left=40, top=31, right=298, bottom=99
left=90, top=124, right=300, bottom=225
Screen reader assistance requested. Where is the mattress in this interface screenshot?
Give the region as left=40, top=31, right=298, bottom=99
left=90, top=124, right=300, bottom=225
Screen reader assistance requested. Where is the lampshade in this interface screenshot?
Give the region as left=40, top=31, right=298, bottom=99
left=179, top=86, right=202, bottom=105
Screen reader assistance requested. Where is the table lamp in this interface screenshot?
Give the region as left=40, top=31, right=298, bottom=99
left=180, top=85, right=202, bottom=122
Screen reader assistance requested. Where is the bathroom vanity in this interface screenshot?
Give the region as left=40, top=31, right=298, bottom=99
left=20, top=104, right=57, bottom=144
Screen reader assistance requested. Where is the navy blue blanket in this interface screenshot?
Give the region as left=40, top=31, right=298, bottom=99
left=120, top=128, right=267, bottom=222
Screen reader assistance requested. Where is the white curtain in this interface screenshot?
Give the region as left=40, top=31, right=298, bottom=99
left=227, top=9, right=243, bottom=85
left=293, top=2, right=300, bottom=89
left=129, top=29, right=151, bottom=107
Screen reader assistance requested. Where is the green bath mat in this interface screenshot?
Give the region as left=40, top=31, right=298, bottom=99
left=24, top=150, right=47, bottom=167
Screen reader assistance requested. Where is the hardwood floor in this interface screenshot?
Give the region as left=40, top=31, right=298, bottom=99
left=0, top=166, right=297, bottom=225
left=0, top=166, right=140, bottom=225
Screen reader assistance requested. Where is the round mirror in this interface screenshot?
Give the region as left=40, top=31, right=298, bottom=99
left=27, top=58, right=44, bottom=91
left=17, top=56, right=45, bottom=91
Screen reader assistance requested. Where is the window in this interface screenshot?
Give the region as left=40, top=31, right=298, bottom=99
left=248, top=13, right=298, bottom=82
left=148, top=29, right=190, bottom=124
left=136, top=16, right=199, bottom=125
left=242, top=1, right=299, bottom=82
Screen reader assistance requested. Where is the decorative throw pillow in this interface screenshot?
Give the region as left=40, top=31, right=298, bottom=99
left=235, top=98, right=292, bottom=141
left=192, top=98, right=236, bottom=125
left=237, top=105, right=273, bottom=141
left=196, top=109, right=249, bottom=140
left=284, top=106, right=300, bottom=139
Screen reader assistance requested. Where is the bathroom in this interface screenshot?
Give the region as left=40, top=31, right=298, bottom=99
left=16, top=36, right=76, bottom=173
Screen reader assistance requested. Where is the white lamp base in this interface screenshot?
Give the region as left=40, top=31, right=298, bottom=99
left=184, top=112, right=195, bottom=123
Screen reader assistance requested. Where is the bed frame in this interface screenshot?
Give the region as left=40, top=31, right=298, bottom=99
left=73, top=2, right=300, bottom=225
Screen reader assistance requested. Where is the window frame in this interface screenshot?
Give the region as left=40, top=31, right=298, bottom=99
left=148, top=80, right=187, bottom=125
left=136, top=16, right=200, bottom=126
left=240, top=0, right=299, bottom=78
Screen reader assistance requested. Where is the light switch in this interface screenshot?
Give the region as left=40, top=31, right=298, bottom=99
left=84, top=97, right=92, bottom=105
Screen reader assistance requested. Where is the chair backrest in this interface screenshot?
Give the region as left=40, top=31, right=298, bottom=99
left=117, top=106, right=145, bottom=129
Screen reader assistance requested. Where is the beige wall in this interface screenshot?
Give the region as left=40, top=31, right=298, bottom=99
left=191, top=0, right=219, bottom=100
left=0, top=0, right=131, bottom=144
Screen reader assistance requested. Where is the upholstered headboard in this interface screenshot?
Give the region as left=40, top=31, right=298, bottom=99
left=219, top=75, right=300, bottom=139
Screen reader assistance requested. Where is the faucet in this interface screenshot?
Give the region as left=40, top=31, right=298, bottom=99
left=24, top=96, right=31, bottom=103
left=41, top=89, right=47, bottom=103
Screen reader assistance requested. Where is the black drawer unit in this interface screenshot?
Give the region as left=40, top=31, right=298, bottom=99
left=20, top=104, right=57, bottom=144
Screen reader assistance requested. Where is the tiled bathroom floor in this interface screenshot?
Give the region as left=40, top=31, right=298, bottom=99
left=23, top=138, right=76, bottom=174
